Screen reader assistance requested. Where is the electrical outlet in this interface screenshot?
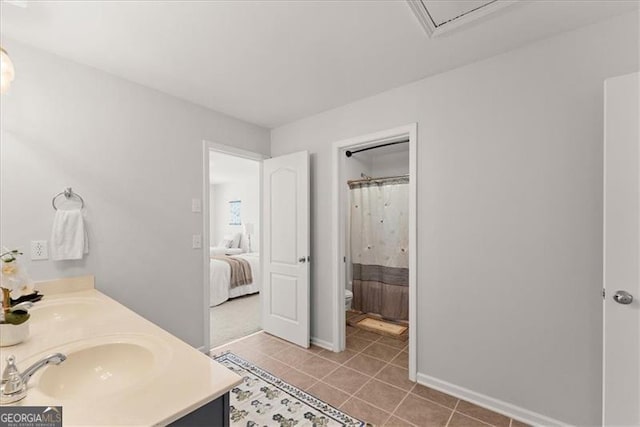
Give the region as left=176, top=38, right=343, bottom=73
left=191, top=198, right=202, bottom=213
left=192, top=234, right=202, bottom=249
left=31, top=240, right=48, bottom=260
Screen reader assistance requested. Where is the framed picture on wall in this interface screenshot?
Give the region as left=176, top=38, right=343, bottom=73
left=229, top=200, right=241, bottom=225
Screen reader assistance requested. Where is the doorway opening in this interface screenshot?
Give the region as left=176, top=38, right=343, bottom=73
left=332, top=124, right=417, bottom=380
left=203, top=141, right=265, bottom=352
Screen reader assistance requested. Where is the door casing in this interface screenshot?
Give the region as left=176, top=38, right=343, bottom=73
left=202, top=140, right=267, bottom=353
left=331, top=123, right=418, bottom=380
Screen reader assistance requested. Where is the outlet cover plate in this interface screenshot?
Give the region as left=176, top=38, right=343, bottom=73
left=192, top=234, right=202, bottom=249
left=31, top=240, right=48, bottom=260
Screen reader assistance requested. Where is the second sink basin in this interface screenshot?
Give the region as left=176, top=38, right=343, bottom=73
left=30, top=334, right=172, bottom=400
left=30, top=297, right=103, bottom=323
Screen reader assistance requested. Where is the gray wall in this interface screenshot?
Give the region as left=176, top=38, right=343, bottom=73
left=0, top=39, right=270, bottom=348
left=270, top=12, right=639, bottom=425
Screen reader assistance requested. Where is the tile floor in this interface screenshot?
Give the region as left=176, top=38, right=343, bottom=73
left=212, top=328, right=530, bottom=427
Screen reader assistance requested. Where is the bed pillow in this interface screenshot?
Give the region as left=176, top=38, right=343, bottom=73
left=210, top=246, right=227, bottom=256
left=225, top=248, right=243, bottom=255
left=218, top=237, right=233, bottom=248
left=224, top=233, right=242, bottom=249
left=239, top=234, right=251, bottom=253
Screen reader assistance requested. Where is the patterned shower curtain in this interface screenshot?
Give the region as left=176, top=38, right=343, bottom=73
left=350, top=176, right=409, bottom=321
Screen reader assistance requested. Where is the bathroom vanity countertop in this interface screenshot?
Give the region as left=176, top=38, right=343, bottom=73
left=0, top=281, right=242, bottom=426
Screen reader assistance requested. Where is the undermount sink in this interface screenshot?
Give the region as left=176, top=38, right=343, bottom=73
left=30, top=298, right=102, bottom=323
left=30, top=335, right=172, bottom=400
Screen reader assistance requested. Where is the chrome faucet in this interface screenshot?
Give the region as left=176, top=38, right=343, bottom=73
left=1, top=353, right=67, bottom=404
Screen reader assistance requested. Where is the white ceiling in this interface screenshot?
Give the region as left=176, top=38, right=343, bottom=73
left=209, top=152, right=259, bottom=185
left=1, top=1, right=637, bottom=128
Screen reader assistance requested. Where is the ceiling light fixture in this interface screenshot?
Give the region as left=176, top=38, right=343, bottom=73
left=1, top=47, right=16, bottom=94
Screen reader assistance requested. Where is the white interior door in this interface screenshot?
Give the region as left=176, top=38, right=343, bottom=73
left=603, top=72, right=639, bottom=426
left=262, top=151, right=310, bottom=348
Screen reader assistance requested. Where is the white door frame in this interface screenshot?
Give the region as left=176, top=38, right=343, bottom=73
left=202, top=140, right=268, bottom=353
left=331, top=123, right=418, bottom=380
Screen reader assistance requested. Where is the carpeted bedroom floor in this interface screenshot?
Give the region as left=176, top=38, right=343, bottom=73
left=210, top=293, right=261, bottom=348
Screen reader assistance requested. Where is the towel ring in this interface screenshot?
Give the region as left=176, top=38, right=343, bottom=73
left=52, top=188, right=85, bottom=210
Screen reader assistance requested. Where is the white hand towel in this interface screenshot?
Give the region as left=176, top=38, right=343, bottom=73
left=51, top=209, right=89, bottom=261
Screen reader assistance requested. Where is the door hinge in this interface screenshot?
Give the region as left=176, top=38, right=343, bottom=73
left=343, top=256, right=346, bottom=263
left=602, top=288, right=606, bottom=299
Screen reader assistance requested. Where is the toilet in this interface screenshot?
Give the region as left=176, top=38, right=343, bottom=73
left=345, top=289, right=353, bottom=310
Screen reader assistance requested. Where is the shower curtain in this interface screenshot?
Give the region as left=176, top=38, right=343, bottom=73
left=350, top=176, right=409, bottom=321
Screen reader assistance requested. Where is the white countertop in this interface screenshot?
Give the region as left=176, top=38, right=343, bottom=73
left=0, top=278, right=242, bottom=426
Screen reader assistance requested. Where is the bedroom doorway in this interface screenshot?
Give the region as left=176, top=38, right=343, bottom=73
left=203, top=141, right=266, bottom=352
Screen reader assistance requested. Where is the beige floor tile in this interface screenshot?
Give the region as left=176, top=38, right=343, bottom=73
left=361, top=342, right=402, bottom=362
left=411, top=384, right=458, bottom=409
left=377, top=335, right=408, bottom=349
left=352, top=329, right=383, bottom=342
left=456, top=401, right=511, bottom=427
left=303, top=344, right=325, bottom=354
left=384, top=415, right=416, bottom=426
left=307, top=381, right=351, bottom=409
left=244, top=336, right=291, bottom=356
left=346, top=335, right=372, bottom=352
left=448, top=412, right=491, bottom=427
left=240, top=331, right=272, bottom=345
left=317, top=349, right=358, bottom=364
left=323, top=366, right=371, bottom=394
left=375, top=364, right=415, bottom=390
left=344, top=353, right=388, bottom=376
left=393, top=394, right=452, bottom=427
left=390, top=351, right=408, bottom=369
left=346, top=325, right=359, bottom=337
left=296, top=355, right=340, bottom=379
left=354, top=379, right=409, bottom=413
left=278, top=367, right=318, bottom=390
left=275, top=346, right=314, bottom=366
left=341, top=397, right=391, bottom=426
left=254, top=356, right=290, bottom=376
left=231, top=346, right=271, bottom=365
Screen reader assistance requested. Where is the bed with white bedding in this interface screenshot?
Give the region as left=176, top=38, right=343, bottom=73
left=210, top=252, right=260, bottom=307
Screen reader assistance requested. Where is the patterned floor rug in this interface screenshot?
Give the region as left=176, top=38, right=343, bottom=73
left=213, top=352, right=365, bottom=427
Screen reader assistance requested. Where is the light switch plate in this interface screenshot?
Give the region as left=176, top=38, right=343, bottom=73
left=191, top=198, right=202, bottom=213
left=31, top=240, right=48, bottom=260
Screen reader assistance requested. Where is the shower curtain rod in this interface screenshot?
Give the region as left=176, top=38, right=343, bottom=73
left=347, top=174, right=409, bottom=186
left=345, top=139, right=409, bottom=157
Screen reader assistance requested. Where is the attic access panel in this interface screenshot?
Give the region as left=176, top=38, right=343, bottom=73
left=407, top=0, right=518, bottom=37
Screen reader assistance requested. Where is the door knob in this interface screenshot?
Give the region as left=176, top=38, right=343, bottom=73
left=613, top=290, right=633, bottom=305
left=298, top=257, right=306, bottom=263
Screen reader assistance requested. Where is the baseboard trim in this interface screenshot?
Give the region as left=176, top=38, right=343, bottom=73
left=416, top=373, right=568, bottom=427
left=310, top=336, right=333, bottom=351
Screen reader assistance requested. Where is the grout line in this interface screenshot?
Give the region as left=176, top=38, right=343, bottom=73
left=387, top=382, right=416, bottom=424
left=444, top=399, right=460, bottom=427
left=347, top=358, right=393, bottom=400
left=210, top=332, right=255, bottom=352
left=315, top=350, right=358, bottom=365
left=347, top=395, right=394, bottom=426
left=307, top=379, right=320, bottom=390
left=452, top=411, right=496, bottom=427
left=403, top=387, right=461, bottom=412
left=307, top=361, right=343, bottom=382
left=232, top=328, right=513, bottom=427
